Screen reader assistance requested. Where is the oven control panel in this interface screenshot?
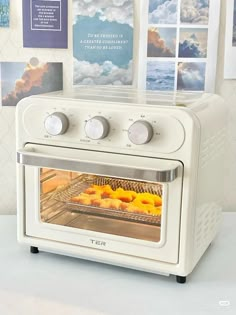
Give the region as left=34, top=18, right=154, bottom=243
left=22, top=102, right=186, bottom=154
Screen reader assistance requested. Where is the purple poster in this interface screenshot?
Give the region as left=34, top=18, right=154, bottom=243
left=23, top=0, right=68, bottom=48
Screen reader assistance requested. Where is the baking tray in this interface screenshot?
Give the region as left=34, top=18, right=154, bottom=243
left=52, top=174, right=162, bottom=225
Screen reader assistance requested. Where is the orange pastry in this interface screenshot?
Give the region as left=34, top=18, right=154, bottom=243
left=153, top=195, right=162, bottom=207
left=98, top=199, right=116, bottom=209
left=100, top=185, right=114, bottom=198
left=109, top=199, right=122, bottom=210
left=84, top=186, right=100, bottom=195
left=134, top=193, right=162, bottom=206
left=71, top=193, right=92, bottom=205
left=92, top=199, right=103, bottom=207
left=71, top=183, right=162, bottom=217
left=111, top=188, right=137, bottom=202
left=126, top=204, right=142, bottom=213
left=120, top=202, right=129, bottom=210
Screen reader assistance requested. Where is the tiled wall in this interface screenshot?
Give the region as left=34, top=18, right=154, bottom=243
left=0, top=1, right=235, bottom=214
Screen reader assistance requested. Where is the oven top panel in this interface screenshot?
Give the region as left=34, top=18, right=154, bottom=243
left=36, top=86, right=209, bottom=108
left=21, top=99, right=186, bottom=154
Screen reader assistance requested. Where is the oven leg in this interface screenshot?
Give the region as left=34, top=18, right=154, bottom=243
left=30, top=246, right=39, bottom=254
left=176, top=276, right=186, bottom=284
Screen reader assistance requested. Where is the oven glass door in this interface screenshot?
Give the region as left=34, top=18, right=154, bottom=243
left=40, top=168, right=163, bottom=242
left=18, top=144, right=183, bottom=263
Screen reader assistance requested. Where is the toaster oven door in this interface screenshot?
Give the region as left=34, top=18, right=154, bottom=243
left=18, top=143, right=183, bottom=264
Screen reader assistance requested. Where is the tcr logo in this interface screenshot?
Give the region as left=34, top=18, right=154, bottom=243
left=90, top=239, right=106, bottom=246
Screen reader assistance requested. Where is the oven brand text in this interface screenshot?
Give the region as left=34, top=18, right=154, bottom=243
left=90, top=239, right=106, bottom=247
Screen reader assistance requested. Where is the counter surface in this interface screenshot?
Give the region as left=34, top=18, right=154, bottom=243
left=0, top=214, right=235, bottom=315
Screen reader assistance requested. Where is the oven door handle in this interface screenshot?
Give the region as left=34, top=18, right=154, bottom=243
left=17, top=149, right=180, bottom=183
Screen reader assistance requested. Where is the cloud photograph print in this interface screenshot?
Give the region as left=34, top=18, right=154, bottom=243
left=149, top=0, right=178, bottom=24
left=146, top=61, right=175, bottom=91
left=0, top=0, right=9, bottom=27
left=73, top=0, right=133, bottom=26
left=73, top=0, right=133, bottom=85
left=73, top=59, right=133, bottom=85
left=180, top=0, right=209, bottom=25
left=177, top=62, right=206, bottom=91
left=233, top=0, right=236, bottom=46
left=179, top=28, right=208, bottom=58
left=147, top=27, right=176, bottom=57
left=1, top=62, right=63, bottom=106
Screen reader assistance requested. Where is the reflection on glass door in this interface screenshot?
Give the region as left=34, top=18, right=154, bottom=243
left=40, top=168, right=163, bottom=242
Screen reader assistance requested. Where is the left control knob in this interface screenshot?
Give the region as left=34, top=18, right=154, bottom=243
left=44, top=112, right=69, bottom=136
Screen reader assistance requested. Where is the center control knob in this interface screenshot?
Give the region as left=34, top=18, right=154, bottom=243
left=85, top=116, right=110, bottom=140
left=128, top=120, right=153, bottom=145
left=44, top=112, right=69, bottom=136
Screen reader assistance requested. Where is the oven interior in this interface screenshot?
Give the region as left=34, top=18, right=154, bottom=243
left=40, top=168, right=163, bottom=242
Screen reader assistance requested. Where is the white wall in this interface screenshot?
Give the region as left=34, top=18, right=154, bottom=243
left=0, top=0, right=235, bottom=214
left=216, top=1, right=236, bottom=212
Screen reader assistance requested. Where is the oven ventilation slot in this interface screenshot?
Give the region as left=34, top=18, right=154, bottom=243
left=50, top=174, right=162, bottom=226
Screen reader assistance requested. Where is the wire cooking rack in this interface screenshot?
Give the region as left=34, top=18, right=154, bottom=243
left=52, top=174, right=162, bottom=225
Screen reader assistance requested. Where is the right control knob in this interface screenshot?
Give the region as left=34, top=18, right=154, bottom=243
left=128, top=120, right=154, bottom=145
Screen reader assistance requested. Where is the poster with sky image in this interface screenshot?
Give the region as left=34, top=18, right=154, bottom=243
left=0, top=0, right=9, bottom=27
left=146, top=61, right=175, bottom=91
left=73, top=0, right=133, bottom=86
left=177, top=62, right=206, bottom=91
left=233, top=0, right=236, bottom=46
left=224, top=0, right=236, bottom=78
left=147, top=27, right=176, bottom=57
left=179, top=28, right=208, bottom=58
left=0, top=62, right=63, bottom=106
left=180, top=0, right=209, bottom=24
left=148, top=0, right=178, bottom=24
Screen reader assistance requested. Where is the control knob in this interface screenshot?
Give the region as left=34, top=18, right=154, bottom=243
left=85, top=116, right=110, bottom=140
left=44, top=112, right=69, bottom=136
left=128, top=120, right=153, bottom=145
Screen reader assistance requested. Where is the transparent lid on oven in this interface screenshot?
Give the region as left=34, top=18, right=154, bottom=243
left=39, top=86, right=211, bottom=108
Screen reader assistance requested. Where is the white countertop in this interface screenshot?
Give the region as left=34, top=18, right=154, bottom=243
left=0, top=214, right=235, bottom=315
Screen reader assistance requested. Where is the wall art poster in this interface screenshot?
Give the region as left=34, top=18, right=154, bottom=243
left=22, top=0, right=68, bottom=48
left=224, top=0, right=236, bottom=78
left=138, top=0, right=221, bottom=92
left=0, top=62, right=63, bottom=106
left=73, top=0, right=134, bottom=86
left=0, top=0, right=9, bottom=27
left=234, top=0, right=236, bottom=46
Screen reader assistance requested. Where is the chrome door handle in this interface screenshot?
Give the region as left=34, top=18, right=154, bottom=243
left=17, top=149, right=180, bottom=183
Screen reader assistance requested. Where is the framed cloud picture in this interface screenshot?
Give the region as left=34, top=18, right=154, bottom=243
left=0, top=62, right=63, bottom=106
left=0, top=0, right=9, bottom=27
left=73, top=0, right=134, bottom=86
left=224, top=0, right=236, bottom=78
left=138, top=0, right=221, bottom=92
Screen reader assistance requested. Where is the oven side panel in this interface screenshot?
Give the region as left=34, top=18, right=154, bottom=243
left=191, top=95, right=227, bottom=269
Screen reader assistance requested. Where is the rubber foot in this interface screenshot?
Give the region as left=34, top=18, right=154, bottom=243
left=30, top=246, right=39, bottom=254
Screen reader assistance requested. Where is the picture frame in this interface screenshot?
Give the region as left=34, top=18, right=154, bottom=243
left=0, top=0, right=9, bottom=27
left=138, top=0, right=221, bottom=92
left=224, top=0, right=236, bottom=79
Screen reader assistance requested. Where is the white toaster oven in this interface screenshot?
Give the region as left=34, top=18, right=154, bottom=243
left=16, top=87, right=226, bottom=283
